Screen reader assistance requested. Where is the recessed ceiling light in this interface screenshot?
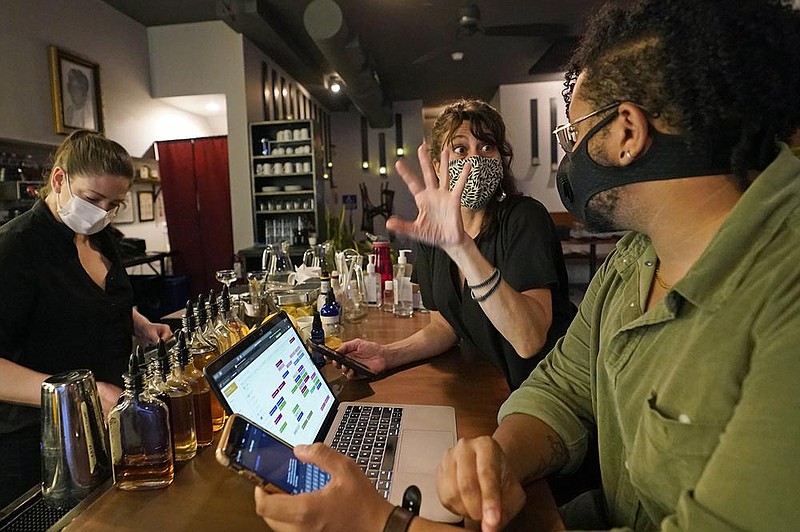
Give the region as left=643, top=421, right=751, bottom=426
left=451, top=51, right=464, bottom=61
left=205, top=102, right=220, bottom=112
left=330, top=80, right=342, bottom=93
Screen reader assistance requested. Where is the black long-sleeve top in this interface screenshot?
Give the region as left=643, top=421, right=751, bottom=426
left=0, top=200, right=133, bottom=434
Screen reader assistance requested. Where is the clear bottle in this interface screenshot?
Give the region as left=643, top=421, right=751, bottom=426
left=210, top=291, right=234, bottom=352
left=157, top=339, right=197, bottom=462
left=187, top=299, right=225, bottom=432
left=393, top=249, right=414, bottom=318
left=330, top=270, right=344, bottom=304
left=220, top=285, right=250, bottom=342
left=176, top=325, right=214, bottom=448
left=203, top=290, right=229, bottom=353
left=364, top=254, right=381, bottom=307
left=108, top=348, right=174, bottom=490
left=382, top=280, right=394, bottom=312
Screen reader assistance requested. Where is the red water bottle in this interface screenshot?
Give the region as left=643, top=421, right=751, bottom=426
left=372, top=241, right=393, bottom=289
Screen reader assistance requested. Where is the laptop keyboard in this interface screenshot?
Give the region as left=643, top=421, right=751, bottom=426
left=330, top=405, right=403, bottom=499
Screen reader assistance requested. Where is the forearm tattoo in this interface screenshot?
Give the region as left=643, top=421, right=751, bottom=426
left=530, top=433, right=568, bottom=480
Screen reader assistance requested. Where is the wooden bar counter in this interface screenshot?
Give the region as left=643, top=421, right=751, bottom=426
left=60, top=309, right=563, bottom=531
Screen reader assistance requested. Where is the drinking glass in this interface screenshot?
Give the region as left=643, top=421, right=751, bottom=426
left=215, top=269, right=237, bottom=289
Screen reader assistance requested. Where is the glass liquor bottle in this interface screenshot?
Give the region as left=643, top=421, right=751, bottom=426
left=156, top=339, right=197, bottom=461
left=108, top=347, right=174, bottom=490
left=142, top=350, right=174, bottom=462
left=201, top=291, right=222, bottom=351
left=186, top=299, right=225, bottom=432
left=176, top=326, right=214, bottom=448
left=220, top=285, right=250, bottom=342
left=207, top=290, right=232, bottom=353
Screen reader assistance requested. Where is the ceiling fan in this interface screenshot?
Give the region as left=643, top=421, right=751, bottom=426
left=412, top=3, right=567, bottom=65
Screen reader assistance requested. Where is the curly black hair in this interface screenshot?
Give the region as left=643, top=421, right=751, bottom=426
left=563, top=0, right=800, bottom=188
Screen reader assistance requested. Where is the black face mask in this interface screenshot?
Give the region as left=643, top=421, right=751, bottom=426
left=556, top=111, right=731, bottom=223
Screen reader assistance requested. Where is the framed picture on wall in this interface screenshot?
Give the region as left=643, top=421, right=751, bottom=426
left=115, top=190, right=135, bottom=224
left=137, top=191, right=155, bottom=222
left=48, top=45, right=104, bottom=135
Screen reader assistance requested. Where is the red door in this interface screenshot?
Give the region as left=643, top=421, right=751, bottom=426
left=157, top=137, right=233, bottom=296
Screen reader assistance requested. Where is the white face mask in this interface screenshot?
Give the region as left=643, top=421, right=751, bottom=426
left=56, top=174, right=117, bottom=235
left=448, top=155, right=504, bottom=210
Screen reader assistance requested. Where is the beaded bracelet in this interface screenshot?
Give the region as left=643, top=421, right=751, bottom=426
left=467, top=267, right=500, bottom=290
left=471, top=270, right=502, bottom=302
left=382, top=505, right=415, bottom=532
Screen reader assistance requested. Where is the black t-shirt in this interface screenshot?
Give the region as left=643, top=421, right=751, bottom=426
left=416, top=195, right=575, bottom=390
left=0, top=200, right=134, bottom=434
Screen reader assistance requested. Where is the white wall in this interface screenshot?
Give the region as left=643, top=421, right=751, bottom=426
left=0, top=0, right=213, bottom=155
left=148, top=21, right=252, bottom=255
left=497, top=80, right=569, bottom=212
left=0, top=0, right=215, bottom=253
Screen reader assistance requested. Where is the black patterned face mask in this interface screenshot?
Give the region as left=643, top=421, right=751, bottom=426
left=448, top=155, right=503, bottom=210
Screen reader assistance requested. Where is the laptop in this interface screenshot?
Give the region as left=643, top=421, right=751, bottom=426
left=204, top=311, right=460, bottom=523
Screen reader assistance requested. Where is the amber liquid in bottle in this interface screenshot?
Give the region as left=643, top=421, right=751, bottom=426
left=109, top=348, right=174, bottom=490
left=191, top=297, right=225, bottom=432
left=177, top=319, right=214, bottom=448
left=155, top=340, right=197, bottom=461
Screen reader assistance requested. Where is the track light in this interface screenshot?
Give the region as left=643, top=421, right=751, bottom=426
left=327, top=75, right=344, bottom=94
left=378, top=133, right=387, bottom=176
left=395, top=113, right=404, bottom=157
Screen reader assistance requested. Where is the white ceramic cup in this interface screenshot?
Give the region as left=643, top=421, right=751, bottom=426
left=273, top=162, right=283, bottom=174
left=302, top=162, right=312, bottom=173
left=294, top=162, right=303, bottom=173
left=283, top=162, right=293, bottom=174
left=300, top=128, right=309, bottom=140
left=274, top=147, right=285, bottom=155
left=292, top=129, right=301, bottom=140
left=255, top=164, right=263, bottom=175
left=263, top=164, right=272, bottom=175
left=285, top=147, right=294, bottom=155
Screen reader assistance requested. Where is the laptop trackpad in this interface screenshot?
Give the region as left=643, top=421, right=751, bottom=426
left=395, top=429, right=453, bottom=473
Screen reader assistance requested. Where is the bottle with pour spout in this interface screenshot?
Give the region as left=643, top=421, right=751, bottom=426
left=108, top=347, right=174, bottom=490
left=393, top=249, right=413, bottom=318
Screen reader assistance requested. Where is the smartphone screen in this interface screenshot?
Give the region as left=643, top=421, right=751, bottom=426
left=226, top=417, right=330, bottom=494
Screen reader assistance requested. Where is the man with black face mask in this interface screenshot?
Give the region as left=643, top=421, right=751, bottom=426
left=250, top=1, right=800, bottom=532
left=434, top=1, right=800, bottom=530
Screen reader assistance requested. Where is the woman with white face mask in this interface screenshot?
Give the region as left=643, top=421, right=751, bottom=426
left=0, top=130, right=172, bottom=507
left=334, top=100, right=575, bottom=391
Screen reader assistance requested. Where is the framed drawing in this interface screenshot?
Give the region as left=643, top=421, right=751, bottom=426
left=137, top=191, right=155, bottom=222
left=48, top=45, right=104, bottom=134
left=115, top=191, right=135, bottom=224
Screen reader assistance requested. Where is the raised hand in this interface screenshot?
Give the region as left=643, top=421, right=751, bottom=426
left=387, top=144, right=470, bottom=251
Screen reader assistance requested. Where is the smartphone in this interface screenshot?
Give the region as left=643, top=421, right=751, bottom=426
left=309, top=342, right=378, bottom=378
left=216, top=414, right=330, bottom=494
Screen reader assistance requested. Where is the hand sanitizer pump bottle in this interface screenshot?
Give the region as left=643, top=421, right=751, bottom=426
left=392, top=249, right=413, bottom=318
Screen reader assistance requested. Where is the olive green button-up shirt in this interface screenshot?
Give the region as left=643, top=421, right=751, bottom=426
left=500, top=144, right=800, bottom=531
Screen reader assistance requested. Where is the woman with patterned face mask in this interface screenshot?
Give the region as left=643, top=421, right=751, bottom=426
left=335, top=99, right=575, bottom=392
left=0, top=130, right=173, bottom=507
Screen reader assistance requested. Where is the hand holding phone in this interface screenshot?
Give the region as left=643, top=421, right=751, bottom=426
left=216, top=414, right=330, bottom=494
left=309, top=342, right=378, bottom=378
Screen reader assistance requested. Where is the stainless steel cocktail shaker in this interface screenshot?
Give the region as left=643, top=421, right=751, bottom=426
left=40, top=369, right=111, bottom=508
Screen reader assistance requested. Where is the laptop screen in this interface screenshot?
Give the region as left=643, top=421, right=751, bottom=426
left=205, top=313, right=336, bottom=446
